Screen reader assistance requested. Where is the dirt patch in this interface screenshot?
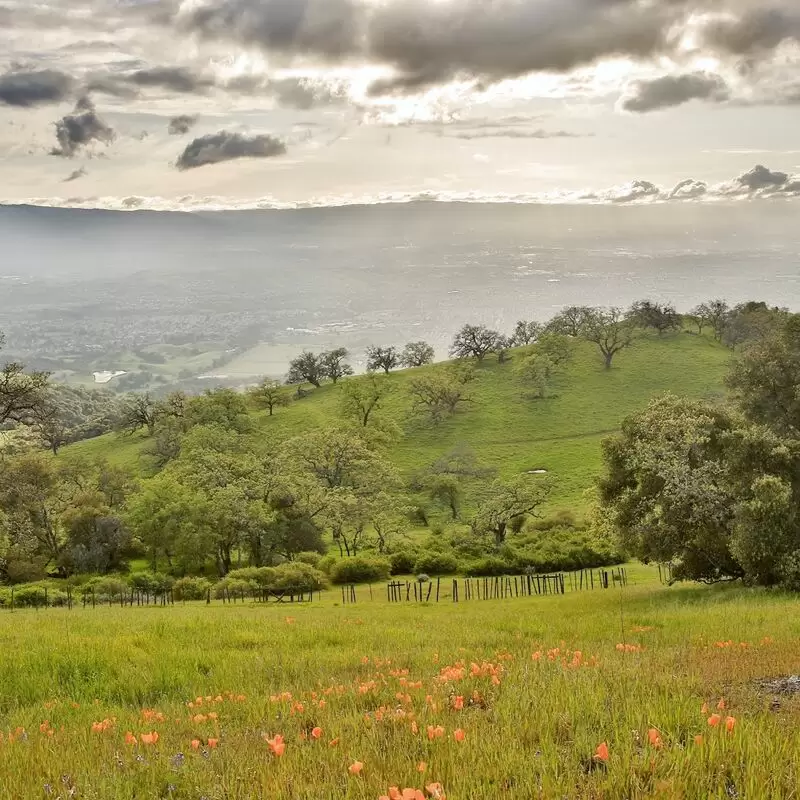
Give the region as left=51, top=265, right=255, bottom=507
left=756, top=676, right=800, bottom=695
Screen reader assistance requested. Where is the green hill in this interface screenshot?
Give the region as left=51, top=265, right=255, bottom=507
left=63, top=331, right=731, bottom=513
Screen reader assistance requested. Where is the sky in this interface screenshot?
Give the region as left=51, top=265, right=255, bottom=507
left=1, top=0, right=800, bottom=210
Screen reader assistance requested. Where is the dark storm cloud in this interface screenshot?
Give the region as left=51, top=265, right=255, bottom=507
left=168, top=114, right=198, bottom=135
left=127, top=66, right=214, bottom=94
left=175, top=0, right=361, bottom=60
left=173, top=0, right=686, bottom=94
left=702, top=6, right=800, bottom=57
left=0, top=68, right=74, bottom=107
left=175, top=130, right=287, bottom=170
left=51, top=96, right=115, bottom=157
left=621, top=72, right=730, bottom=112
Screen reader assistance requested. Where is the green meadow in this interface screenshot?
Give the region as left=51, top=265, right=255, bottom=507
left=2, top=565, right=800, bottom=798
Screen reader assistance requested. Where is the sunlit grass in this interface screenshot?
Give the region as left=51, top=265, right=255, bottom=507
left=2, top=565, right=800, bottom=798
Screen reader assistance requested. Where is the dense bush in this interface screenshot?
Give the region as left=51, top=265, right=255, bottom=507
left=413, top=551, right=459, bottom=575
left=225, top=567, right=277, bottom=589
left=388, top=550, right=418, bottom=575
left=129, top=572, right=174, bottom=595
left=213, top=578, right=253, bottom=600
left=271, top=563, right=327, bottom=592
left=173, top=576, right=211, bottom=601
left=329, top=556, right=391, bottom=585
left=464, top=557, right=515, bottom=577
left=295, top=552, right=323, bottom=568
left=316, top=554, right=338, bottom=575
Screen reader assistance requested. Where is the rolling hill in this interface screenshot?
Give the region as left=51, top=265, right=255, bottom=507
left=62, top=330, right=731, bottom=514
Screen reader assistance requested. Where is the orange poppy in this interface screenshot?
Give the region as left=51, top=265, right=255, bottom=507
left=417, top=761, right=427, bottom=773
left=453, top=696, right=464, bottom=710
left=125, top=732, right=137, bottom=746
left=426, top=783, right=446, bottom=799
left=348, top=761, right=364, bottom=776
left=725, top=716, right=736, bottom=733
left=594, top=742, right=609, bottom=762
left=311, top=727, right=323, bottom=740
left=707, top=714, right=722, bottom=728
left=694, top=734, right=704, bottom=745
left=208, top=738, right=219, bottom=748
left=647, top=728, right=663, bottom=749
left=453, top=728, right=465, bottom=742
left=140, top=732, right=159, bottom=745
left=266, top=734, right=285, bottom=757
left=190, top=739, right=201, bottom=750
left=717, top=699, right=726, bottom=710
left=329, top=738, right=339, bottom=747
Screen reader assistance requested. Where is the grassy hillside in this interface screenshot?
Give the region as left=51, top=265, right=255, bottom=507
left=63, top=331, right=731, bottom=512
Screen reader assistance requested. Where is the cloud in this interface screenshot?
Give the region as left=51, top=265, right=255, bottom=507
left=168, top=114, right=198, bottom=135
left=448, top=128, right=581, bottom=140
left=0, top=68, right=74, bottom=107
left=127, top=66, right=214, bottom=94
left=620, top=72, right=730, bottom=113
left=668, top=178, right=708, bottom=199
left=175, top=130, right=287, bottom=170
left=63, top=167, right=87, bottom=182
left=51, top=96, right=115, bottom=157
left=172, top=0, right=683, bottom=95
left=702, top=7, right=800, bottom=57
left=719, top=164, right=800, bottom=196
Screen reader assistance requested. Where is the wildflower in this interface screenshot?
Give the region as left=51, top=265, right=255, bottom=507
left=329, top=738, right=339, bottom=747
left=725, top=716, right=736, bottom=733
left=453, top=696, right=464, bottom=710
left=426, top=782, right=446, bottom=799
left=426, top=725, right=445, bottom=741
left=208, top=712, right=218, bottom=721
left=190, top=739, right=201, bottom=750
left=647, top=728, right=663, bottom=749
left=717, top=698, right=726, bottom=711
left=707, top=714, right=722, bottom=728
left=453, top=728, right=465, bottom=742
left=701, top=703, right=709, bottom=714
left=694, top=735, right=704, bottom=746
left=311, top=727, right=323, bottom=740
left=417, top=762, right=427, bottom=773
left=208, top=738, right=219, bottom=749
left=140, top=732, right=159, bottom=745
left=265, top=734, right=285, bottom=757
left=125, top=732, right=137, bottom=746
left=348, top=761, right=364, bottom=776
left=192, top=714, right=207, bottom=724
left=410, top=722, right=419, bottom=735
left=594, top=742, right=609, bottom=762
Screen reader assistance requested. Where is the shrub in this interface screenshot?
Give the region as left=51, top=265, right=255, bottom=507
left=271, top=563, right=328, bottom=593
left=10, top=584, right=51, bottom=607
left=413, top=552, right=459, bottom=576
left=295, top=551, right=323, bottom=568
left=329, top=556, right=391, bottom=585
left=129, top=572, right=174, bottom=595
left=226, top=567, right=277, bottom=589
left=92, top=577, right=130, bottom=601
left=416, top=573, right=430, bottom=584
left=173, top=576, right=211, bottom=601
left=464, top=557, right=515, bottom=577
left=388, top=550, right=418, bottom=575
left=213, top=578, right=253, bottom=600
left=317, top=554, right=338, bottom=575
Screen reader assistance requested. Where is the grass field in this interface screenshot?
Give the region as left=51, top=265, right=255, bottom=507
left=2, top=565, right=800, bottom=798
left=64, top=332, right=731, bottom=512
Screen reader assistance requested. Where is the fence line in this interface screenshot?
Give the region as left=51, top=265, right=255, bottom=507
left=2, top=566, right=630, bottom=611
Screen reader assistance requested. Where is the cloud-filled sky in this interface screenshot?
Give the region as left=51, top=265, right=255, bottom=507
left=1, top=0, right=800, bottom=209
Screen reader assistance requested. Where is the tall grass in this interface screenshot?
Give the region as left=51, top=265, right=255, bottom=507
left=1, top=565, right=799, bottom=798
